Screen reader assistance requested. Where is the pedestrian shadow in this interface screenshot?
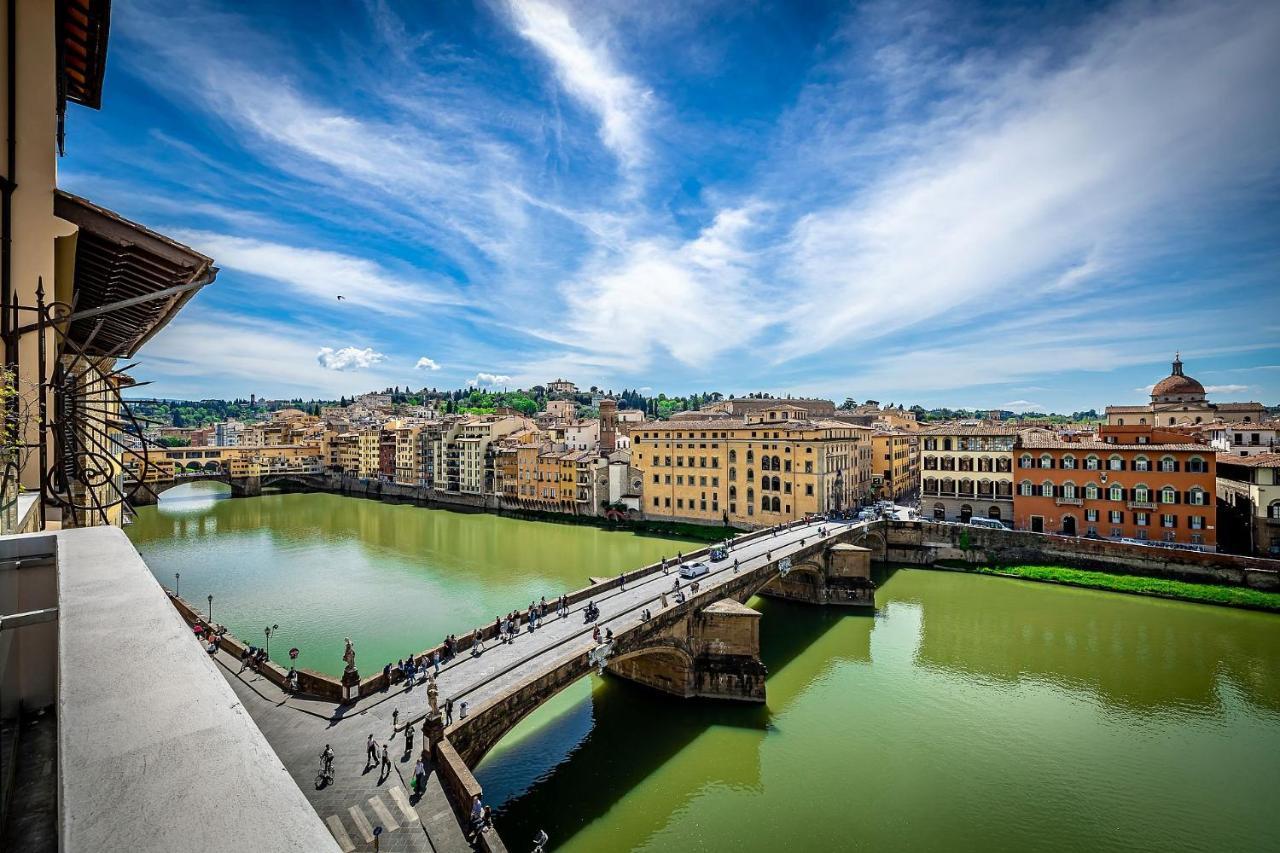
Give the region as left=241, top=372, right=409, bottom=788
left=478, top=595, right=859, bottom=849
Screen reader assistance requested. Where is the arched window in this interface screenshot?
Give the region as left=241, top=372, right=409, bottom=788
left=1019, top=480, right=1033, bottom=496
left=1108, top=455, right=1124, bottom=471
left=761, top=456, right=771, bottom=471
left=1062, top=482, right=1076, bottom=499
left=1109, top=484, right=1123, bottom=502
left=771, top=475, right=781, bottom=492
left=1168, top=416, right=1176, bottom=426
left=729, top=485, right=737, bottom=499
left=761, top=496, right=770, bottom=512
left=1133, top=484, right=1150, bottom=503
left=1160, top=456, right=1177, bottom=472
left=747, top=469, right=755, bottom=482
left=747, top=487, right=754, bottom=503
left=924, top=478, right=937, bottom=494
left=1133, top=456, right=1149, bottom=472
left=988, top=506, right=1002, bottom=520
left=1020, top=454, right=1033, bottom=468
left=728, top=449, right=737, bottom=464
left=1085, top=483, right=1100, bottom=500
left=1041, top=481, right=1054, bottom=497
left=729, top=466, right=737, bottom=481
left=1061, top=455, right=1076, bottom=470
left=772, top=496, right=781, bottom=512
left=1189, top=487, right=1206, bottom=506
left=1269, top=501, right=1280, bottom=520
left=1117, top=418, right=1125, bottom=425
left=772, top=455, right=781, bottom=470
left=1139, top=417, right=1147, bottom=424
left=1040, top=454, right=1053, bottom=468
left=1085, top=455, right=1100, bottom=470
left=1187, top=456, right=1207, bottom=473
left=1160, top=486, right=1176, bottom=504
left=746, top=450, right=754, bottom=464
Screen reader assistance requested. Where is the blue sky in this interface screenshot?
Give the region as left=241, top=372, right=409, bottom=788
left=64, top=0, right=1280, bottom=411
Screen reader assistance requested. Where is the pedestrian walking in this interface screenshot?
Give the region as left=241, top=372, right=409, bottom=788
left=413, top=758, right=425, bottom=794
left=660, top=592, right=668, bottom=608
left=367, top=734, right=378, bottom=766
left=445, top=697, right=454, bottom=725
left=433, top=650, right=441, bottom=675
left=618, top=571, right=625, bottom=590
left=392, top=707, right=399, bottom=734
left=381, top=743, right=391, bottom=778
left=405, top=724, right=414, bottom=756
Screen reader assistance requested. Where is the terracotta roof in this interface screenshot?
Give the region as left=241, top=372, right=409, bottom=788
left=920, top=424, right=1019, bottom=436
left=1105, top=405, right=1151, bottom=413
left=1208, top=422, right=1277, bottom=431
left=1215, top=452, right=1280, bottom=468
left=1215, top=402, right=1267, bottom=410
left=1151, top=374, right=1205, bottom=397
left=1019, top=433, right=1211, bottom=452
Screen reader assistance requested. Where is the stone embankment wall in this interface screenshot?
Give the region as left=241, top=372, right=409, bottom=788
left=886, top=521, right=1280, bottom=590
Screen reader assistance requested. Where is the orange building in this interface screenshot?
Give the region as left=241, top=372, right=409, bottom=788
left=1012, top=426, right=1216, bottom=549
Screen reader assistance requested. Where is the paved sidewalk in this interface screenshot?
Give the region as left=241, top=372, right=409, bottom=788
left=216, top=654, right=473, bottom=853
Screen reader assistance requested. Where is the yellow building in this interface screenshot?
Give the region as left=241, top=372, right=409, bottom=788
left=873, top=431, right=919, bottom=501
left=429, top=415, right=529, bottom=494
left=919, top=424, right=1017, bottom=522
left=1, top=2, right=217, bottom=530
left=632, top=408, right=874, bottom=527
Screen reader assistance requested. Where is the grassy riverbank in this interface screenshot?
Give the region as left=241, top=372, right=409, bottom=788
left=951, top=563, right=1280, bottom=612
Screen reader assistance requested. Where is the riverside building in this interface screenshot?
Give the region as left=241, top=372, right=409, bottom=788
left=919, top=425, right=1017, bottom=523
left=632, top=405, right=873, bottom=527
left=1013, top=426, right=1217, bottom=549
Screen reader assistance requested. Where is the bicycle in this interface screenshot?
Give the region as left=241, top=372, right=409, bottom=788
left=316, top=755, right=334, bottom=788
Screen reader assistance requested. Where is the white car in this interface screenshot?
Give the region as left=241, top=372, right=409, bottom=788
left=679, top=562, right=710, bottom=579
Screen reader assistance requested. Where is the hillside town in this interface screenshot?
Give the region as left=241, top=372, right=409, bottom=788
left=125, top=357, right=1278, bottom=557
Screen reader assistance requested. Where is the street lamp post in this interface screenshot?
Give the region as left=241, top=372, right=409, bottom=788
left=207, top=594, right=213, bottom=626
left=174, top=572, right=180, bottom=598
left=264, top=624, right=279, bottom=661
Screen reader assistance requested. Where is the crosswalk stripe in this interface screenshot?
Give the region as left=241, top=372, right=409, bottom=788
left=388, top=785, right=417, bottom=822
left=348, top=804, right=375, bottom=843
left=368, top=794, right=400, bottom=833
left=325, top=815, right=355, bottom=853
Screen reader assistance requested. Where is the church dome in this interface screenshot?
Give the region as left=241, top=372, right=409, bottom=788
left=1151, top=354, right=1205, bottom=401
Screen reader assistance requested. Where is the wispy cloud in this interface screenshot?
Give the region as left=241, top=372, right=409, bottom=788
left=1204, top=384, right=1250, bottom=395
left=414, top=357, right=442, bottom=371
left=505, top=0, right=652, bottom=170
left=169, top=231, right=463, bottom=315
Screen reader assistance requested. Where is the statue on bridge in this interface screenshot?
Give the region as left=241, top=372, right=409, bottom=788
left=342, top=637, right=357, bottom=674
left=427, top=676, right=440, bottom=717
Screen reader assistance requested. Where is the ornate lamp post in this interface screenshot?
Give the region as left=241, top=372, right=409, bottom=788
left=207, top=594, right=213, bottom=625
left=174, top=572, right=180, bottom=598
left=264, top=624, right=278, bottom=660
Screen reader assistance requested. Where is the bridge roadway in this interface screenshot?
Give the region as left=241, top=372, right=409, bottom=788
left=360, top=516, right=868, bottom=765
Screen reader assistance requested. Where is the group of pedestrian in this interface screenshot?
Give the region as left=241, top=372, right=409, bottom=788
left=468, top=795, right=495, bottom=840
left=582, top=600, right=600, bottom=622
left=239, top=645, right=268, bottom=673
left=366, top=733, right=392, bottom=781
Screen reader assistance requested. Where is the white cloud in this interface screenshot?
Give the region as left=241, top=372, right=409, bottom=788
left=467, top=372, right=512, bottom=388
left=317, top=346, right=386, bottom=371
left=414, top=357, right=442, bottom=371
left=1134, top=384, right=1157, bottom=395
left=506, top=0, right=652, bottom=169
left=1204, top=384, right=1249, bottom=395
left=169, top=231, right=461, bottom=315
left=1000, top=400, right=1044, bottom=412
left=775, top=0, right=1280, bottom=360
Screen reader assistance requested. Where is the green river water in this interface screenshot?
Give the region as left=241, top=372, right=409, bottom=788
left=129, top=483, right=1280, bottom=852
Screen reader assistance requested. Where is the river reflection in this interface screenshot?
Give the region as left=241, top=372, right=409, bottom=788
left=483, top=568, right=1280, bottom=853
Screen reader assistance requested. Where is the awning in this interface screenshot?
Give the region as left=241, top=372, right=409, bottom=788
left=53, top=191, right=218, bottom=358
left=59, top=0, right=112, bottom=110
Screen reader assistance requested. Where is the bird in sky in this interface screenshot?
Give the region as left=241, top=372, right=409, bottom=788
left=336, top=295, right=345, bottom=301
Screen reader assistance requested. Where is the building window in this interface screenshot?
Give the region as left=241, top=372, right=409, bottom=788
left=1135, top=512, right=1148, bottom=526
left=1108, top=456, right=1124, bottom=471
left=1020, top=454, right=1033, bottom=468
left=1062, top=483, right=1076, bottom=499
left=1085, top=456, right=1100, bottom=470
left=1041, top=482, right=1054, bottom=497
left=1134, top=485, right=1149, bottom=503
left=1061, top=455, right=1076, bottom=469
left=1020, top=481, right=1033, bottom=496
left=1109, top=510, right=1123, bottom=524
left=1109, top=484, right=1123, bottom=502
left=1085, top=484, right=1100, bottom=500
left=1190, top=515, right=1204, bottom=530
left=1161, top=487, right=1176, bottom=504
left=1086, top=509, right=1098, bottom=522
left=1189, top=489, right=1206, bottom=506
left=1187, top=456, right=1207, bottom=473
left=1160, top=457, right=1177, bottom=472
left=1161, top=514, right=1176, bottom=528
left=1133, top=456, right=1149, bottom=472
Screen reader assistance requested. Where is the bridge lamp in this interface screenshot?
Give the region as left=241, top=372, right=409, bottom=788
left=208, top=594, right=213, bottom=625
left=264, top=624, right=279, bottom=660
left=174, top=572, right=180, bottom=597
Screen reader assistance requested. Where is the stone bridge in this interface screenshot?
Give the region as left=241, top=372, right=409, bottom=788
left=380, top=518, right=888, bottom=772
left=129, top=472, right=330, bottom=506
